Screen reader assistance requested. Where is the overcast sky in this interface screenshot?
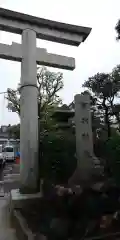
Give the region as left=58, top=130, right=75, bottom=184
left=0, top=0, right=120, bottom=125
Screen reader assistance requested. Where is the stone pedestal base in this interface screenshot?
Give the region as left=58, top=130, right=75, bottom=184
left=9, top=189, right=43, bottom=240
left=10, top=189, right=42, bottom=210
left=68, top=166, right=93, bottom=187
left=4, top=174, right=20, bottom=181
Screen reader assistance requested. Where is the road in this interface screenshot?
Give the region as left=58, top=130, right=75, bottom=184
left=0, top=162, right=13, bottom=180
left=0, top=162, right=20, bottom=195
left=0, top=197, right=17, bottom=239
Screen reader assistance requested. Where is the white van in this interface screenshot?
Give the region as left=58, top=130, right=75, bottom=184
left=3, top=145, right=15, bottom=162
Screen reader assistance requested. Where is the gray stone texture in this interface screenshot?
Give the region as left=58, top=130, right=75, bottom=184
left=20, top=29, right=39, bottom=192
left=69, top=93, right=94, bottom=185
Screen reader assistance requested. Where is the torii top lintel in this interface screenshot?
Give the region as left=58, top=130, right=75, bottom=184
left=0, top=8, right=91, bottom=46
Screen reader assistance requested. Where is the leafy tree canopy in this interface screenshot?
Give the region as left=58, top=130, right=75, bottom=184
left=6, top=67, right=64, bottom=132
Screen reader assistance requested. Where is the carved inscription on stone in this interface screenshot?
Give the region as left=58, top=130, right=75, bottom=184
left=81, top=102, right=88, bottom=109
left=81, top=118, right=88, bottom=124
left=82, top=133, right=89, bottom=139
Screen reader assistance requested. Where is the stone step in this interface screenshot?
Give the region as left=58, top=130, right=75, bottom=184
left=4, top=166, right=13, bottom=170
left=4, top=170, right=12, bottom=175
left=0, top=228, right=17, bottom=240
left=0, top=228, right=15, bottom=236
left=4, top=170, right=11, bottom=174
left=0, top=180, right=20, bottom=193
left=4, top=174, right=20, bottom=181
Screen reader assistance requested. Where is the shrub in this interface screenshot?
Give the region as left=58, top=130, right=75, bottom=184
left=39, top=130, right=77, bottom=184
left=106, top=135, right=120, bottom=185
left=94, top=139, right=107, bottom=158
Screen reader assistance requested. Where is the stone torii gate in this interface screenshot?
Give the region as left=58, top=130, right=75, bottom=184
left=0, top=8, right=91, bottom=193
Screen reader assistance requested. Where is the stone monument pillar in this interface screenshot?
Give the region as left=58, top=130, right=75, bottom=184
left=75, top=93, right=93, bottom=181
left=69, top=93, right=94, bottom=185
left=20, top=29, right=39, bottom=193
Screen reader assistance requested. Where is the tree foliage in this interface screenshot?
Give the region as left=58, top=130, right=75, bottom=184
left=6, top=67, right=64, bottom=131
left=115, top=19, right=120, bottom=40
left=83, top=66, right=120, bottom=138
left=37, top=67, right=63, bottom=118
left=7, top=88, right=20, bottom=115
left=8, top=124, right=20, bottom=139
left=112, top=104, right=120, bottom=130
left=106, top=135, right=120, bottom=185
left=39, top=130, right=76, bottom=184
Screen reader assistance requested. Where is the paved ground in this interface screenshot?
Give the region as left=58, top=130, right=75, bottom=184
left=0, top=163, right=13, bottom=181
left=0, top=163, right=18, bottom=239
left=0, top=196, right=17, bottom=240
left=0, top=163, right=20, bottom=195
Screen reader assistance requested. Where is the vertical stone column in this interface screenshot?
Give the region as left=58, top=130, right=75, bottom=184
left=20, top=29, right=38, bottom=193
left=74, top=93, right=93, bottom=181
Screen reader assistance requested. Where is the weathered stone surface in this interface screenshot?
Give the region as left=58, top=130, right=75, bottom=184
left=50, top=218, right=69, bottom=238
left=20, top=29, right=39, bottom=193
left=69, top=93, right=94, bottom=185
left=0, top=42, right=75, bottom=70
left=0, top=8, right=91, bottom=46
left=10, top=189, right=42, bottom=209
left=34, top=234, right=47, bottom=240
left=75, top=93, right=93, bottom=167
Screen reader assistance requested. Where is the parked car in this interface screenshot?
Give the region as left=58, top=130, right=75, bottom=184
left=3, top=145, right=15, bottom=162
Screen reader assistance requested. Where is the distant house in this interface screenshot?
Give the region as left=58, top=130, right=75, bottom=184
left=0, top=125, right=9, bottom=139
left=0, top=125, right=20, bottom=151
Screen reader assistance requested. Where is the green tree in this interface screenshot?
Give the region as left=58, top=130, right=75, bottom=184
left=8, top=124, right=20, bottom=139
left=6, top=67, right=63, bottom=131
left=7, top=88, right=20, bottom=115
left=106, top=135, right=120, bottom=185
left=37, top=67, right=63, bottom=117
left=83, top=69, right=120, bottom=138
left=115, top=20, right=120, bottom=40
left=40, top=130, right=76, bottom=184
left=110, top=65, right=120, bottom=130
left=37, top=67, right=63, bottom=132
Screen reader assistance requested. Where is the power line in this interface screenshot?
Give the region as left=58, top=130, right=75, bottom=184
left=0, top=91, right=7, bottom=95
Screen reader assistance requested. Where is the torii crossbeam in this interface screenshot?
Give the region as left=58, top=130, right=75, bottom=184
left=0, top=8, right=91, bottom=193
left=0, top=42, right=75, bottom=70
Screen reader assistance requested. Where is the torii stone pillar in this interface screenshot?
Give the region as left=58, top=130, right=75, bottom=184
left=20, top=29, right=38, bottom=192
left=0, top=8, right=91, bottom=193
